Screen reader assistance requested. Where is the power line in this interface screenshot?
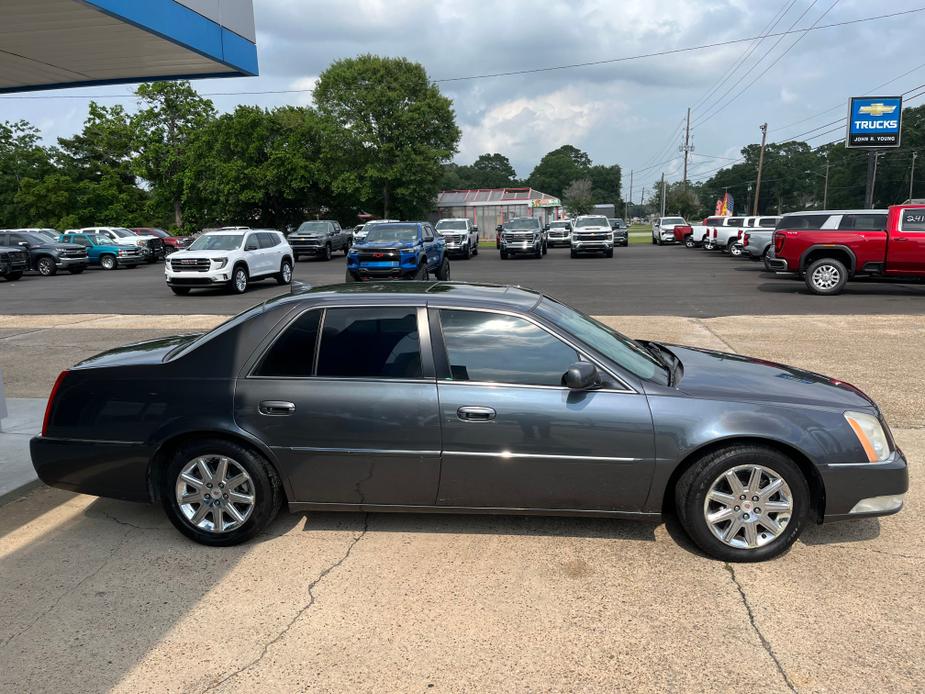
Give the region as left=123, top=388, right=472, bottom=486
left=1, top=6, right=923, bottom=100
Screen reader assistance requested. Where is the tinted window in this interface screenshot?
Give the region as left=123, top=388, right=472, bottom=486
left=70, top=236, right=90, bottom=247
left=902, top=209, right=925, bottom=231
left=423, top=225, right=435, bottom=241
left=317, top=308, right=421, bottom=379
left=758, top=217, right=779, bottom=228
left=727, top=218, right=744, bottom=227
left=705, top=217, right=724, bottom=225
left=256, top=310, right=321, bottom=377
left=439, top=309, right=578, bottom=387
left=838, top=214, right=887, bottom=231
left=259, top=232, right=278, bottom=248
left=779, top=214, right=826, bottom=230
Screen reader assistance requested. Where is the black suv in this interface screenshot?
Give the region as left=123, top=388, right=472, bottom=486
left=0, top=242, right=28, bottom=281
left=0, top=230, right=88, bottom=276
left=288, top=220, right=350, bottom=261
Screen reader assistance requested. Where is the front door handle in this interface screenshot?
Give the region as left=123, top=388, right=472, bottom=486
left=259, top=400, right=296, bottom=416
left=457, top=406, right=496, bottom=422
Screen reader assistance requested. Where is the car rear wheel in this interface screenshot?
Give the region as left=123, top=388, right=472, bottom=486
left=685, top=237, right=696, bottom=248
left=162, top=439, right=282, bottom=547
left=345, top=269, right=356, bottom=283
left=729, top=242, right=742, bottom=257
left=229, top=266, right=248, bottom=294
left=100, top=254, right=116, bottom=271
left=805, top=258, right=848, bottom=295
left=675, top=445, right=810, bottom=562
left=276, top=259, right=292, bottom=285
left=37, top=257, right=57, bottom=276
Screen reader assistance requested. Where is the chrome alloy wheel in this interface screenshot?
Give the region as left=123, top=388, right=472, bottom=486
left=175, top=455, right=255, bottom=534
left=703, top=464, right=793, bottom=549
left=234, top=268, right=247, bottom=292
left=811, top=263, right=841, bottom=290
left=281, top=262, right=292, bottom=283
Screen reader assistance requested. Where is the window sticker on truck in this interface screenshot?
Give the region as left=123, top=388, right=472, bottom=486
left=902, top=211, right=925, bottom=231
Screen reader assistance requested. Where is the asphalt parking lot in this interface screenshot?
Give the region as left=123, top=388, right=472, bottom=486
left=2, top=244, right=923, bottom=692
left=3, top=243, right=925, bottom=317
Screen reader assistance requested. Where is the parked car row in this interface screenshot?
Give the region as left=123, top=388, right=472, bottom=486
left=497, top=215, right=628, bottom=259
left=675, top=204, right=925, bottom=296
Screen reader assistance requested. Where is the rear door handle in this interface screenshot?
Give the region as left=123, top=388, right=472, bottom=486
left=457, top=406, right=496, bottom=422
left=259, top=400, right=296, bottom=416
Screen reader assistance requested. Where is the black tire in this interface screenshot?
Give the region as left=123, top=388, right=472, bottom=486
left=685, top=237, right=696, bottom=248
left=435, top=257, right=451, bottom=281
left=161, top=438, right=282, bottom=547
left=68, top=267, right=85, bottom=275
left=651, top=236, right=657, bottom=245
left=345, top=269, right=356, bottom=283
left=762, top=248, right=773, bottom=272
left=229, top=265, right=248, bottom=294
left=413, top=263, right=428, bottom=280
left=473, top=238, right=479, bottom=255
left=146, top=256, right=157, bottom=264
left=729, top=242, right=743, bottom=257
left=322, top=244, right=332, bottom=261
left=5, top=271, right=23, bottom=281
left=542, top=242, right=548, bottom=256
left=37, top=256, right=57, bottom=276
left=605, top=248, right=614, bottom=258
left=276, top=259, right=293, bottom=286
left=804, top=257, right=848, bottom=295
left=463, top=243, right=472, bottom=260
left=171, top=287, right=191, bottom=296
left=100, top=254, right=116, bottom=271
left=294, top=254, right=301, bottom=263
left=500, top=250, right=508, bottom=260
left=570, top=249, right=578, bottom=259
left=675, top=445, right=810, bottom=562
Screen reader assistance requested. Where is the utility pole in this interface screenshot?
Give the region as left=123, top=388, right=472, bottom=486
left=752, top=123, right=768, bottom=216
left=660, top=172, right=666, bottom=217
left=865, top=151, right=883, bottom=209
left=627, top=169, right=633, bottom=221
left=680, top=107, right=693, bottom=185
left=823, top=155, right=830, bottom=209
left=910, top=152, right=919, bottom=201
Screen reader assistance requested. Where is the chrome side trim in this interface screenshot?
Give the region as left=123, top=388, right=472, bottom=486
left=281, top=446, right=441, bottom=456
left=443, top=450, right=640, bottom=462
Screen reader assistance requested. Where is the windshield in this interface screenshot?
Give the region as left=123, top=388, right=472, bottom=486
left=296, top=222, right=329, bottom=234
left=109, top=228, right=135, bottom=238
left=549, top=221, right=570, bottom=228
left=536, top=298, right=670, bottom=385
left=505, top=219, right=539, bottom=230
left=662, top=217, right=685, bottom=225
left=576, top=217, right=609, bottom=227
left=143, top=229, right=169, bottom=238
left=19, top=233, right=49, bottom=245
left=436, top=220, right=468, bottom=231
left=188, top=234, right=244, bottom=251
left=364, top=224, right=419, bottom=243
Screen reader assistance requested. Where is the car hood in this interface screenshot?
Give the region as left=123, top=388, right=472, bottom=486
left=355, top=241, right=418, bottom=250
left=665, top=344, right=876, bottom=411
left=290, top=233, right=327, bottom=239
left=573, top=226, right=610, bottom=232
left=74, top=334, right=202, bottom=369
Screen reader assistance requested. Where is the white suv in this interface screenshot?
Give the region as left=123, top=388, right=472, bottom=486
left=165, top=229, right=293, bottom=295
left=75, top=226, right=160, bottom=262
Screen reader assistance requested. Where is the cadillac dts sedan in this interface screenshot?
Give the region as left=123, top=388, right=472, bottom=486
left=31, top=283, right=907, bottom=561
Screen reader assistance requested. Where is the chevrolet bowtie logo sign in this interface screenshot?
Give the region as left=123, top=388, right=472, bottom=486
left=858, top=103, right=897, bottom=117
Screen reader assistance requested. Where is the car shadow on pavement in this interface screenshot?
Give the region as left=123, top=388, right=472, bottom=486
left=298, top=510, right=660, bottom=543
left=799, top=517, right=880, bottom=545
left=756, top=280, right=925, bottom=297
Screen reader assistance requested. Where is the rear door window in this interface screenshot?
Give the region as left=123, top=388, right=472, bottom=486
left=838, top=214, right=888, bottom=231
left=255, top=310, right=321, bottom=377
left=317, top=308, right=422, bottom=379
left=778, top=214, right=827, bottom=230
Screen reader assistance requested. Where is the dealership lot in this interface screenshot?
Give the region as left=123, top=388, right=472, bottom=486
left=2, top=246, right=923, bottom=692
left=4, top=243, right=925, bottom=317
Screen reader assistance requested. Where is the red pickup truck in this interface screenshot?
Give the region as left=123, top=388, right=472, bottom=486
left=767, top=204, right=925, bottom=294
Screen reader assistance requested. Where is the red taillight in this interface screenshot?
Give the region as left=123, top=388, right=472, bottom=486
left=737, top=230, right=743, bottom=239
left=743, top=233, right=750, bottom=247
left=712, top=229, right=717, bottom=238
left=774, top=232, right=785, bottom=254
left=42, top=370, right=69, bottom=437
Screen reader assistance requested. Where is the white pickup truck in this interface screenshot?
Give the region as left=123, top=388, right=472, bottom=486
left=684, top=216, right=745, bottom=250
left=651, top=216, right=688, bottom=245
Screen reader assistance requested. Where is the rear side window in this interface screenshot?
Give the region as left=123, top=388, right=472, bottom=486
left=758, top=217, right=779, bottom=228
left=727, top=218, right=744, bottom=227
left=778, top=214, right=826, bottom=230
left=838, top=214, right=887, bottom=231
left=317, top=308, right=421, bottom=379
left=255, top=310, right=321, bottom=377
left=705, top=217, right=724, bottom=225
left=259, top=232, right=280, bottom=248
left=902, top=209, right=925, bottom=232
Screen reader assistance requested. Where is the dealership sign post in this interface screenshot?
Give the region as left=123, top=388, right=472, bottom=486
left=846, top=96, right=903, bottom=208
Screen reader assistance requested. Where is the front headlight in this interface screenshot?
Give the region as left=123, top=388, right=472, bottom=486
left=844, top=411, right=891, bottom=462
left=135, top=240, right=147, bottom=247
left=211, top=258, right=228, bottom=269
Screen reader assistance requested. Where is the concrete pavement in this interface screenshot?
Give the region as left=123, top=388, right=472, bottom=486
left=0, top=313, right=921, bottom=692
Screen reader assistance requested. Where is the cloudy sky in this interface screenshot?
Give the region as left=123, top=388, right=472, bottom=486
left=3, top=0, right=924, bottom=198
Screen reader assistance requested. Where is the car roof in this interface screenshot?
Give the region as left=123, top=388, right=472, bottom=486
left=783, top=209, right=889, bottom=216
left=266, top=281, right=543, bottom=312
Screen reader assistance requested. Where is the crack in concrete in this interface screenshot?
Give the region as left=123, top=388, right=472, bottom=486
left=92, top=509, right=165, bottom=531
left=724, top=563, right=798, bottom=693
left=0, top=526, right=133, bottom=650
left=695, top=319, right=739, bottom=353
left=198, top=513, right=370, bottom=693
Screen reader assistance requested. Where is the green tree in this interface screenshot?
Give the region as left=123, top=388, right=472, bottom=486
left=564, top=178, right=594, bottom=215
left=587, top=164, right=622, bottom=208
left=527, top=145, right=592, bottom=198
left=0, top=120, right=54, bottom=227
left=468, top=153, right=518, bottom=188
left=131, top=81, right=216, bottom=228
left=314, top=55, right=460, bottom=219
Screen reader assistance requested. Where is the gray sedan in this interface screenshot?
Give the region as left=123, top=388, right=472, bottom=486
left=31, top=283, right=906, bottom=561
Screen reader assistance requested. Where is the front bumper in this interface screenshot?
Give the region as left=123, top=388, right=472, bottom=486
left=501, top=240, right=541, bottom=254
left=117, top=256, right=143, bottom=267
left=348, top=261, right=418, bottom=279
left=292, top=244, right=326, bottom=256
left=571, top=240, right=614, bottom=253
left=820, top=450, right=908, bottom=521
left=55, top=256, right=89, bottom=269
left=548, top=234, right=571, bottom=246
left=658, top=232, right=676, bottom=242
left=165, top=268, right=231, bottom=286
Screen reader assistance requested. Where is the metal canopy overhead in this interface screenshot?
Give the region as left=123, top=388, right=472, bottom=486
left=0, top=0, right=258, bottom=93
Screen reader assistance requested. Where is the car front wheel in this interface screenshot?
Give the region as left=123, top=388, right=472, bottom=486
left=229, top=266, right=248, bottom=294
left=162, top=439, right=282, bottom=546
left=276, top=259, right=293, bottom=285
left=100, top=254, right=116, bottom=271
left=805, top=258, right=848, bottom=295
left=675, top=445, right=810, bottom=562
left=37, top=257, right=57, bottom=276
left=435, top=257, right=450, bottom=280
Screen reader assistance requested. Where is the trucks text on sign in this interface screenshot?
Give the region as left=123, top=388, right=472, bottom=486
left=846, top=96, right=903, bottom=148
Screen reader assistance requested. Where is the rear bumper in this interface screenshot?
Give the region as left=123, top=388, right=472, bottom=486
left=820, top=450, right=909, bottom=521
left=30, top=436, right=153, bottom=502
left=766, top=257, right=789, bottom=271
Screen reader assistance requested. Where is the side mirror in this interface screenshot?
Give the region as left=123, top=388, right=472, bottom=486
left=472, top=225, right=478, bottom=232
left=544, top=225, right=550, bottom=231
left=563, top=361, right=601, bottom=390
left=566, top=224, right=572, bottom=231
left=19, top=241, right=30, bottom=248
left=496, top=225, right=503, bottom=232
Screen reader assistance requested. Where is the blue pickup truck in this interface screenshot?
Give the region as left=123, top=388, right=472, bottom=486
left=346, top=221, right=450, bottom=282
